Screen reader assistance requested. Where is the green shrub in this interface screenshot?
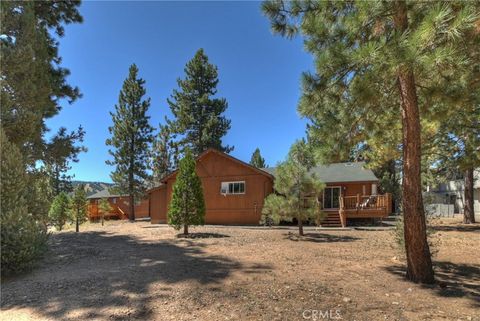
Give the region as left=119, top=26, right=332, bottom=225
left=168, top=148, right=205, bottom=235
left=48, top=192, right=71, bottom=231
left=1, top=208, right=48, bottom=276
left=1, top=130, right=48, bottom=276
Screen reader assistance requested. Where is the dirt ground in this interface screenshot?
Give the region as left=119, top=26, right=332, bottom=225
left=1, top=218, right=479, bottom=321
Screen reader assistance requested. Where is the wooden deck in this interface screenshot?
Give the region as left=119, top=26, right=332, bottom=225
left=338, top=193, right=392, bottom=227
left=87, top=204, right=127, bottom=221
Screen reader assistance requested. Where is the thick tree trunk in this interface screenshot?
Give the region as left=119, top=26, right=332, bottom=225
left=394, top=0, right=434, bottom=284
left=298, top=219, right=304, bottom=236
left=184, top=224, right=189, bottom=235
left=464, top=168, right=475, bottom=224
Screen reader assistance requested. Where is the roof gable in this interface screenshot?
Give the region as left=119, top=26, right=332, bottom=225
left=159, top=148, right=273, bottom=184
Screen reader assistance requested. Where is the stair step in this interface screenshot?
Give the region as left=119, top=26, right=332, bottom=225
left=321, top=212, right=342, bottom=227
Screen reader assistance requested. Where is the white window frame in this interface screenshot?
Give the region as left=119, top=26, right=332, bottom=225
left=220, top=181, right=246, bottom=195
left=323, top=186, right=342, bottom=210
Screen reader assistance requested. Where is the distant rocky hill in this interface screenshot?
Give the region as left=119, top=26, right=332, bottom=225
left=71, top=181, right=113, bottom=197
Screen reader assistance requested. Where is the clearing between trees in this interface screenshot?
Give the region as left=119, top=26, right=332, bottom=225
left=1, top=219, right=478, bottom=321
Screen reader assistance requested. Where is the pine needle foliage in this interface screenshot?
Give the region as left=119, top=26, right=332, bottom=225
left=106, top=64, right=154, bottom=221
left=262, top=140, right=324, bottom=236
left=168, top=148, right=206, bottom=235
left=262, top=0, right=479, bottom=283
left=70, top=184, right=88, bottom=232
left=48, top=192, right=71, bottom=231
left=167, top=49, right=232, bottom=158
left=250, top=148, right=267, bottom=168
left=98, top=198, right=113, bottom=226
left=1, top=130, right=48, bottom=276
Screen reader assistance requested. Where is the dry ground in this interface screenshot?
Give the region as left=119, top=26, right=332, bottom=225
left=1, top=218, right=479, bottom=321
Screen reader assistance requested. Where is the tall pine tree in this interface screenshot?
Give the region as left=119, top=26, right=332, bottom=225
left=262, top=0, right=479, bottom=283
left=425, top=29, right=480, bottom=224
left=151, top=124, right=172, bottom=185
left=250, top=148, right=267, bottom=168
left=167, top=49, right=232, bottom=158
left=0, top=1, right=82, bottom=274
left=45, top=126, right=87, bottom=195
left=106, top=64, right=154, bottom=221
left=1, top=0, right=82, bottom=164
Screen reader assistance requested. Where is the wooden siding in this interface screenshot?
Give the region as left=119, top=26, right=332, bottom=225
left=148, top=149, right=391, bottom=226
left=150, top=186, right=167, bottom=224
left=87, top=197, right=149, bottom=220
left=150, top=150, right=274, bottom=225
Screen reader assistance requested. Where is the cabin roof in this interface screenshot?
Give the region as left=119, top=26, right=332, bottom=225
left=261, top=162, right=378, bottom=183
left=86, top=189, right=125, bottom=199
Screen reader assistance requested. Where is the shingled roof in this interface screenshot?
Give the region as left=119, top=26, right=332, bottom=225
left=86, top=189, right=125, bottom=199
left=261, top=162, right=378, bottom=183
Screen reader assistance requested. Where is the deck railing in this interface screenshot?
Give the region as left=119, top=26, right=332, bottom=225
left=87, top=204, right=124, bottom=220
left=341, top=194, right=391, bottom=210
left=338, top=193, right=392, bottom=227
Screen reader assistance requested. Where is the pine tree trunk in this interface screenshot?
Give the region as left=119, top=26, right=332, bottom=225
left=464, top=168, right=475, bottom=224
left=394, top=0, right=434, bottom=284
left=76, top=214, right=79, bottom=233
left=129, top=136, right=135, bottom=222
left=129, top=194, right=135, bottom=222
left=298, top=219, right=304, bottom=236
left=184, top=224, right=188, bottom=235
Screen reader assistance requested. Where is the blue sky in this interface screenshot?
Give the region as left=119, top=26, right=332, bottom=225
left=46, top=1, right=313, bottom=182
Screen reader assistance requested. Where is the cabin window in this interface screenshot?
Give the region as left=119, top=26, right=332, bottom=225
left=112, top=198, right=117, bottom=204
left=220, top=181, right=245, bottom=195
left=323, top=187, right=341, bottom=209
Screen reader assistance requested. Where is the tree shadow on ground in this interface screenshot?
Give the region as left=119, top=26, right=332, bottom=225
left=175, top=232, right=230, bottom=239
left=385, top=261, right=480, bottom=307
left=431, top=224, right=480, bottom=233
left=283, top=232, right=360, bottom=243
left=1, top=231, right=271, bottom=320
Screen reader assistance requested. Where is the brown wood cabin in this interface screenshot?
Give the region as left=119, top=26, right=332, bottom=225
left=148, top=149, right=274, bottom=225
left=87, top=190, right=149, bottom=221
left=148, top=149, right=392, bottom=227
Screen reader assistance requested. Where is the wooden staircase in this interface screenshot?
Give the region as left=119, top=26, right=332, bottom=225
left=321, top=212, right=342, bottom=227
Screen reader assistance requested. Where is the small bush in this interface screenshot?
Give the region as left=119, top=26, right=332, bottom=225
left=48, top=192, right=71, bottom=231
left=1, top=208, right=48, bottom=276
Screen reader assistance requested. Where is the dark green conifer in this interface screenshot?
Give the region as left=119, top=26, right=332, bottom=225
left=168, top=149, right=206, bottom=235
left=167, top=49, right=232, bottom=158
left=250, top=148, right=267, bottom=168
left=106, top=64, right=154, bottom=221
